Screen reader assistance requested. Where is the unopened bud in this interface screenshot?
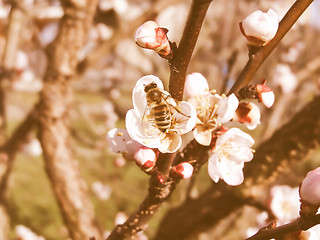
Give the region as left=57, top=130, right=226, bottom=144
left=184, top=72, right=209, bottom=98
left=256, top=83, right=275, bottom=108
left=135, top=21, right=172, bottom=58
left=172, top=162, right=194, bottom=179
left=134, top=147, right=157, bottom=172
left=240, top=9, right=279, bottom=47
left=300, top=167, right=320, bottom=207
left=234, top=102, right=261, bottom=130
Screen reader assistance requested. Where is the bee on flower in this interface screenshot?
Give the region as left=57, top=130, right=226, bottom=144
left=126, top=75, right=197, bottom=153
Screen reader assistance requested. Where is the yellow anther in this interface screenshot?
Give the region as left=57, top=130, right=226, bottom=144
left=210, top=89, right=217, bottom=94
left=117, top=132, right=123, bottom=136
left=221, top=93, right=226, bottom=98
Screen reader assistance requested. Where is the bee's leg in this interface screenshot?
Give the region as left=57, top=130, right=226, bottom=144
left=173, top=105, right=190, bottom=118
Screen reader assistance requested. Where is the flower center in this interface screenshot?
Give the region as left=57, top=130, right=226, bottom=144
left=196, top=96, right=219, bottom=129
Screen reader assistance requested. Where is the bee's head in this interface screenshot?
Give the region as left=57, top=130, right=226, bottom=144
left=144, top=82, right=158, bottom=93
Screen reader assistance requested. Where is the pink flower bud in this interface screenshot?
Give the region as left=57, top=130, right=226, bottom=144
left=300, top=167, right=320, bottom=206
left=134, top=146, right=157, bottom=172
left=172, top=162, right=194, bottom=179
left=135, top=21, right=172, bottom=58
left=234, top=102, right=261, bottom=130
left=240, top=9, right=279, bottom=47
left=256, top=83, right=275, bottom=108
left=184, top=72, right=209, bottom=98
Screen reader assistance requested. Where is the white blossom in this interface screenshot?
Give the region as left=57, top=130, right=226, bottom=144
left=114, top=212, right=127, bottom=225
left=38, top=22, right=59, bottom=47
left=92, top=182, right=112, bottom=201
left=106, top=128, right=142, bottom=155
left=273, top=64, right=298, bottom=94
left=188, top=93, right=239, bottom=146
left=240, top=9, right=279, bottom=46
left=208, top=128, right=254, bottom=186
left=15, top=225, right=45, bottom=240
left=270, top=185, right=300, bottom=224
left=125, top=75, right=197, bottom=153
left=22, top=138, right=43, bottom=157
left=301, top=225, right=320, bottom=240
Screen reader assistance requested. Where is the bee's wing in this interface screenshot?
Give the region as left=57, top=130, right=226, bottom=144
left=141, top=103, right=158, bottom=131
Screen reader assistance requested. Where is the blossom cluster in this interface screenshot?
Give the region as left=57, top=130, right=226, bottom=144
left=106, top=71, right=274, bottom=185
left=106, top=8, right=281, bottom=186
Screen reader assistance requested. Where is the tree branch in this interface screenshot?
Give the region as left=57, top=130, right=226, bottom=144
left=37, top=1, right=102, bottom=239
left=246, top=215, right=320, bottom=240
left=169, top=0, right=213, bottom=100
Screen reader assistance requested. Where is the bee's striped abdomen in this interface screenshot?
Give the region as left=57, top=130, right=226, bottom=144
left=152, top=103, right=171, bottom=132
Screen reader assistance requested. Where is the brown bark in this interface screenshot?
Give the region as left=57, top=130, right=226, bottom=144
left=169, top=0, right=212, bottom=100
left=154, top=94, right=320, bottom=240
left=37, top=1, right=101, bottom=239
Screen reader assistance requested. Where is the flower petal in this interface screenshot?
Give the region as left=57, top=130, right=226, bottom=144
left=125, top=109, right=161, bottom=149
left=241, top=8, right=279, bottom=42
left=184, top=72, right=209, bottom=98
left=158, top=131, right=182, bottom=153
left=217, top=93, right=239, bottom=124
left=227, top=145, right=254, bottom=163
left=208, top=155, right=221, bottom=183
left=193, top=124, right=212, bottom=146
left=172, top=101, right=197, bottom=135
left=132, top=75, right=164, bottom=116
left=217, top=158, right=244, bottom=186
left=215, top=128, right=254, bottom=148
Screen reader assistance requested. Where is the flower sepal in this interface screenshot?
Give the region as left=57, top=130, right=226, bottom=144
left=300, top=201, right=319, bottom=219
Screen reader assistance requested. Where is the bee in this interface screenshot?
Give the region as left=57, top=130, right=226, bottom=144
left=143, top=82, right=189, bottom=133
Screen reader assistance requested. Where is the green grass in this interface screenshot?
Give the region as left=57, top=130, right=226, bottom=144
left=9, top=153, right=66, bottom=240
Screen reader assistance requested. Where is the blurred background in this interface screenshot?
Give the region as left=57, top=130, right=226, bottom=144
left=1, top=0, right=320, bottom=239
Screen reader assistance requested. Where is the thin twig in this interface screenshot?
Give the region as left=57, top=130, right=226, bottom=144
left=246, top=214, right=320, bottom=240
left=169, top=0, right=213, bottom=100
left=228, top=0, right=314, bottom=95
